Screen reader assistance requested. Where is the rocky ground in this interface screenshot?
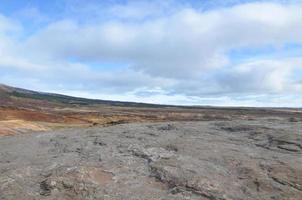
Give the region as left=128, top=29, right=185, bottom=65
left=1, top=117, right=302, bottom=200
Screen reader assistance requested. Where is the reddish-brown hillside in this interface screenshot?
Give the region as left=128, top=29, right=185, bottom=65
left=0, top=84, right=301, bottom=136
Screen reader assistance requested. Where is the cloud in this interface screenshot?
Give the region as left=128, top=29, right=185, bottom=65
left=24, top=3, right=302, bottom=78
left=0, top=14, right=19, bottom=33
left=0, top=1, right=302, bottom=106
left=216, top=59, right=292, bottom=93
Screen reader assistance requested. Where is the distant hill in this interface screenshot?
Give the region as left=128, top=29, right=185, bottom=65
left=0, top=84, right=171, bottom=108
left=0, top=84, right=178, bottom=135
left=0, top=83, right=301, bottom=136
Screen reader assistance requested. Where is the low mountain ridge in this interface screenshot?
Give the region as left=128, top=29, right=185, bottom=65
left=0, top=83, right=301, bottom=136
left=0, top=84, right=171, bottom=108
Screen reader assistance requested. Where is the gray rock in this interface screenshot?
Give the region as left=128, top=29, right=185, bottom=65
left=0, top=119, right=302, bottom=199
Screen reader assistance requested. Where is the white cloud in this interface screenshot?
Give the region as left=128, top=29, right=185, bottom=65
left=0, top=15, right=19, bottom=33
left=217, top=59, right=293, bottom=93
left=24, top=3, right=302, bottom=78
left=0, top=2, right=302, bottom=106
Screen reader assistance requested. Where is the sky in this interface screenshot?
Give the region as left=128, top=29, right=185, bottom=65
left=0, top=0, right=302, bottom=107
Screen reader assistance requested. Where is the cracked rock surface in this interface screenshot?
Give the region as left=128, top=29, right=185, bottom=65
left=1, top=119, right=302, bottom=199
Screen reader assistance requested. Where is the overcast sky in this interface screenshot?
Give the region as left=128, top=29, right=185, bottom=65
left=0, top=0, right=302, bottom=107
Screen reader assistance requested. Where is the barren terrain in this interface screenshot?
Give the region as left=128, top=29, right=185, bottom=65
left=0, top=84, right=301, bottom=136
left=0, top=84, right=302, bottom=199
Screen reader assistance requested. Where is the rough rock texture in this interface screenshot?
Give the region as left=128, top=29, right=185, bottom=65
left=1, top=119, right=302, bottom=199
